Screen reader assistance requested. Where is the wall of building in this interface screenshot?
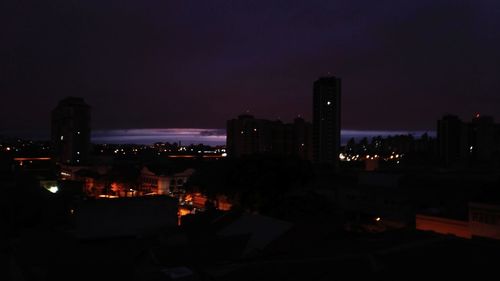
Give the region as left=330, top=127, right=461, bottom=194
left=469, top=203, right=500, bottom=239
left=415, top=203, right=500, bottom=240
left=416, top=214, right=471, bottom=239
left=227, top=115, right=312, bottom=160
left=51, top=97, right=91, bottom=165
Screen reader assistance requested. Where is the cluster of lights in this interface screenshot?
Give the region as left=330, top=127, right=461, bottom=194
left=339, top=153, right=361, bottom=162
left=98, top=194, right=119, bottom=198
left=339, top=152, right=404, bottom=162
left=1, top=146, right=19, bottom=152
left=97, top=143, right=228, bottom=158
left=366, top=155, right=379, bottom=160
left=1, top=139, right=52, bottom=154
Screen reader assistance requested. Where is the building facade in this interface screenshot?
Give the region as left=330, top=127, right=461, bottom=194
left=437, top=115, right=467, bottom=166
left=51, top=97, right=91, bottom=165
left=468, top=115, right=500, bottom=163
left=416, top=202, right=500, bottom=240
left=140, top=166, right=195, bottom=195
left=226, top=114, right=312, bottom=160
left=438, top=114, right=500, bottom=166
left=313, top=76, right=341, bottom=169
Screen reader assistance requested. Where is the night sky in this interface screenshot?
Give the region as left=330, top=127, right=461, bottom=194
left=2, top=0, right=500, bottom=131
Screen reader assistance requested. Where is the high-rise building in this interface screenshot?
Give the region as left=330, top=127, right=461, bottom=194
left=226, top=114, right=312, bottom=160
left=292, top=117, right=313, bottom=161
left=468, top=115, right=499, bottom=163
left=226, top=114, right=274, bottom=157
left=437, top=114, right=500, bottom=166
left=313, top=76, right=341, bottom=169
left=437, top=115, right=467, bottom=166
left=51, top=97, right=91, bottom=165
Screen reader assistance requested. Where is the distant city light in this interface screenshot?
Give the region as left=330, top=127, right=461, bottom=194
left=375, top=217, right=381, bottom=222
left=98, top=195, right=119, bottom=198
left=48, top=186, right=59, bottom=193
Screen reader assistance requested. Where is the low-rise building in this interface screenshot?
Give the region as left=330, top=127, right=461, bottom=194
left=416, top=202, right=500, bottom=240
left=140, top=166, right=195, bottom=195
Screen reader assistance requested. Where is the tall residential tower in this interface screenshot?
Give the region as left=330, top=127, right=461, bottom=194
left=51, top=97, right=91, bottom=165
left=313, top=76, right=341, bottom=169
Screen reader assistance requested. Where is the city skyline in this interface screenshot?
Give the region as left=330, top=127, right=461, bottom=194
left=2, top=0, right=500, bottom=131
left=4, top=2, right=500, bottom=279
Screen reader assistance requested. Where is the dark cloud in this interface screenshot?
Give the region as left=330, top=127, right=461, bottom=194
left=1, top=0, right=499, bottom=132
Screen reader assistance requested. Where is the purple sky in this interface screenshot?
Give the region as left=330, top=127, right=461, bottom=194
left=2, top=0, right=500, bottom=131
